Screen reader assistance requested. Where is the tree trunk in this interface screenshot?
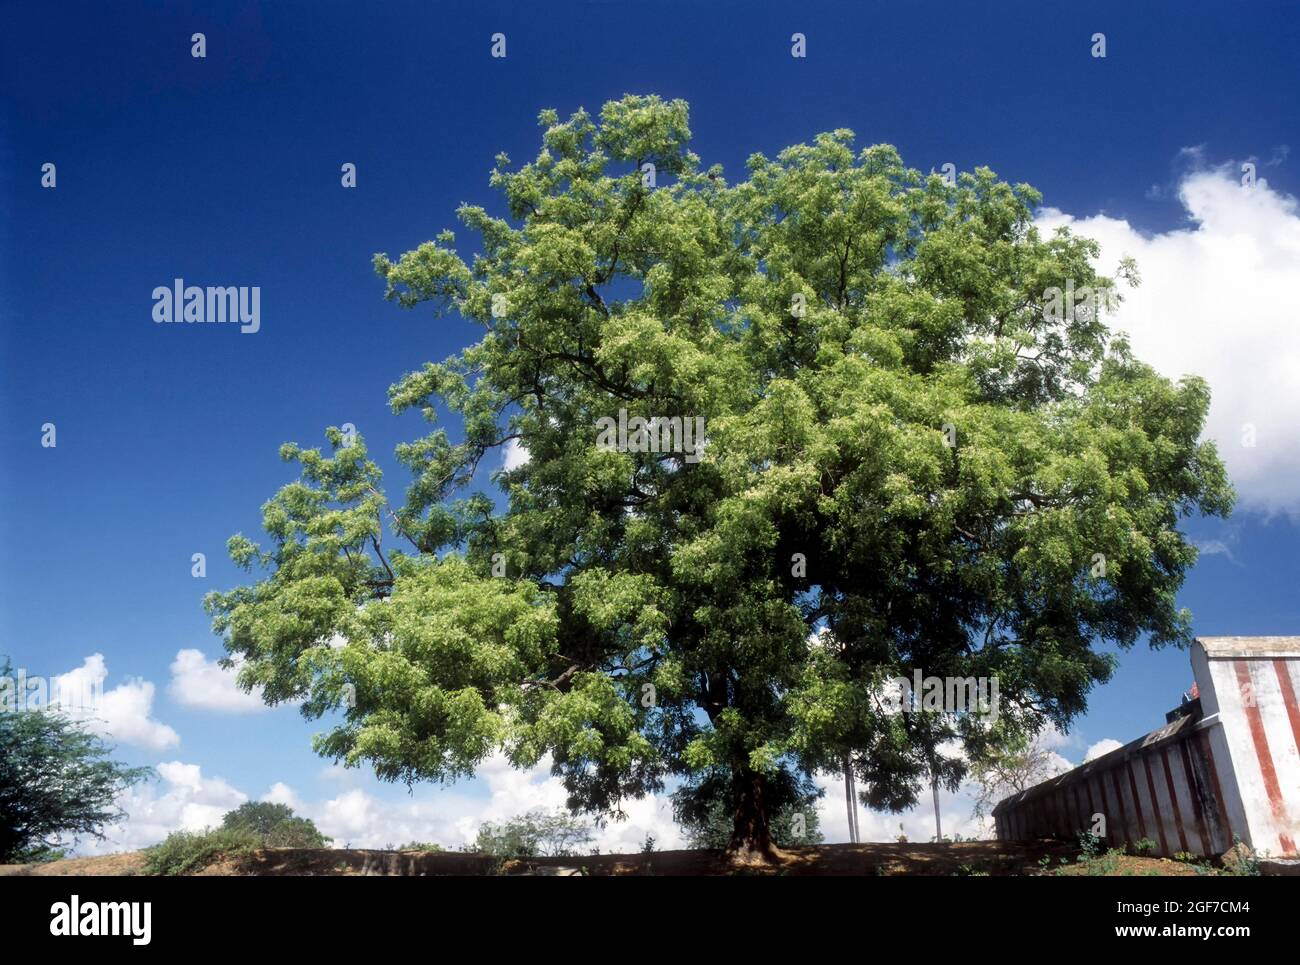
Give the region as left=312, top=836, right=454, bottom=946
left=931, top=776, right=942, bottom=842
left=843, top=754, right=859, bottom=844
left=726, top=769, right=784, bottom=865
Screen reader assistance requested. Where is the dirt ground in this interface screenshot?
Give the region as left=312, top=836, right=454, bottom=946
left=0, top=839, right=1221, bottom=876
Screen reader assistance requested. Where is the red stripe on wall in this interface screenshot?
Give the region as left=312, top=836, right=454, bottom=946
left=1234, top=660, right=1297, bottom=855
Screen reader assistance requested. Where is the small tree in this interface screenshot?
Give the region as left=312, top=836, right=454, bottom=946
left=221, top=801, right=330, bottom=848
left=473, top=808, right=593, bottom=857
left=0, top=670, right=151, bottom=862
left=969, top=729, right=1071, bottom=825
left=221, top=801, right=296, bottom=835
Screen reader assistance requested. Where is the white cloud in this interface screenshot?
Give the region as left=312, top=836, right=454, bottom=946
left=52, top=654, right=179, bottom=751
left=1083, top=738, right=1124, bottom=762
left=263, top=782, right=302, bottom=811
left=1044, top=751, right=1074, bottom=775
left=501, top=437, right=530, bottom=471
left=279, top=753, right=684, bottom=853
left=79, top=761, right=246, bottom=855
left=317, top=789, right=380, bottom=843
left=168, top=648, right=267, bottom=713
left=1037, top=164, right=1300, bottom=515
left=1193, top=536, right=1240, bottom=564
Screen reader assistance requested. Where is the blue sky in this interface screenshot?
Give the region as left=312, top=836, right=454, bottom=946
left=2, top=0, right=1299, bottom=850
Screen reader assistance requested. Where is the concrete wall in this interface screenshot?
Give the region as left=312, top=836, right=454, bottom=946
left=993, top=636, right=1300, bottom=858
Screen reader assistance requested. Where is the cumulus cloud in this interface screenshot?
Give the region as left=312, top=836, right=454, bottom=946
left=79, top=761, right=246, bottom=855
left=1083, top=738, right=1124, bottom=762
left=52, top=654, right=179, bottom=751
left=501, top=437, right=531, bottom=471
left=81, top=746, right=688, bottom=856
left=263, top=782, right=303, bottom=811
left=1036, top=163, right=1300, bottom=515
left=168, top=648, right=267, bottom=713
left=304, top=753, right=684, bottom=852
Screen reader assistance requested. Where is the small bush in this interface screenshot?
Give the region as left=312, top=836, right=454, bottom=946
left=1087, top=849, right=1123, bottom=876
left=473, top=808, right=593, bottom=858
left=1076, top=830, right=1103, bottom=860
left=144, top=827, right=261, bottom=876
left=262, top=817, right=330, bottom=848
left=144, top=802, right=332, bottom=874
left=10, top=844, right=68, bottom=864
left=1131, top=837, right=1157, bottom=856
left=397, top=841, right=445, bottom=852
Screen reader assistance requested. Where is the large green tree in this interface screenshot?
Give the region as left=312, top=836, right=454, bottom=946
left=206, top=95, right=1231, bottom=860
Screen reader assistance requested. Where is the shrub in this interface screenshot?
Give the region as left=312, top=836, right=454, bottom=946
left=474, top=808, right=593, bottom=858
left=397, top=841, right=445, bottom=852
left=144, top=827, right=261, bottom=876
left=1130, top=837, right=1157, bottom=856
left=262, top=817, right=330, bottom=848
left=145, top=803, right=332, bottom=874
left=1076, top=830, right=1103, bottom=860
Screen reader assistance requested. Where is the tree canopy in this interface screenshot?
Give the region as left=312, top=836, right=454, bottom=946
left=473, top=808, right=593, bottom=858
left=221, top=800, right=331, bottom=848
left=0, top=667, right=151, bottom=863
left=206, top=94, right=1232, bottom=858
